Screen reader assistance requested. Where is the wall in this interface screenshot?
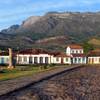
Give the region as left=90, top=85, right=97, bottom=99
left=88, top=57, right=100, bottom=64
left=16, top=54, right=52, bottom=64
left=63, top=57, right=71, bottom=64
left=53, top=57, right=61, bottom=64
left=66, top=47, right=71, bottom=55
left=72, top=57, right=86, bottom=64
left=0, top=56, right=9, bottom=64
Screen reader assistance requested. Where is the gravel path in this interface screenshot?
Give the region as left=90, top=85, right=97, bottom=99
left=1, top=65, right=100, bottom=100
left=0, top=65, right=79, bottom=97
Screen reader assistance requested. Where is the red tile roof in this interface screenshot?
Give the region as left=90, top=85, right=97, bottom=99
left=48, top=52, right=61, bottom=56
left=88, top=49, right=100, bottom=57
left=72, top=54, right=86, bottom=57
left=18, top=49, right=50, bottom=55
left=55, top=53, right=71, bottom=57
left=67, top=44, right=83, bottom=49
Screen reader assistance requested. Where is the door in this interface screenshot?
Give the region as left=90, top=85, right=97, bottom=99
left=61, top=58, right=63, bottom=64
left=34, top=57, right=38, bottom=64
left=29, top=56, right=33, bottom=64
left=45, top=57, right=49, bottom=64
left=40, top=57, right=43, bottom=64
left=92, top=58, right=94, bottom=64
left=1, top=58, right=4, bottom=64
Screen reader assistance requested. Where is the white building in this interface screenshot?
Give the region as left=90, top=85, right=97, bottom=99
left=16, top=49, right=71, bottom=65
left=66, top=44, right=84, bottom=56
left=88, top=49, right=100, bottom=64
left=16, top=49, right=54, bottom=64
left=53, top=53, right=71, bottom=64
left=17, top=54, right=53, bottom=64
left=66, top=44, right=87, bottom=64
left=0, top=52, right=9, bottom=65
left=72, top=54, right=87, bottom=64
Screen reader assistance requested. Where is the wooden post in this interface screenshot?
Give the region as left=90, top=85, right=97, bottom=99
left=8, top=48, right=14, bottom=69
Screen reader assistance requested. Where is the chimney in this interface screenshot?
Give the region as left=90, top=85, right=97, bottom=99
left=8, top=48, right=14, bottom=69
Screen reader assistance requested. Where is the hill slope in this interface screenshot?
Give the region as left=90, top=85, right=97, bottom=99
left=0, top=12, right=100, bottom=50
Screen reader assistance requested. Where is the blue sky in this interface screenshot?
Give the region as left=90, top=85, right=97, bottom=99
left=0, top=0, right=100, bottom=30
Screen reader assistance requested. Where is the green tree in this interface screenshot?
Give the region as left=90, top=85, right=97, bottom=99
left=83, top=42, right=94, bottom=53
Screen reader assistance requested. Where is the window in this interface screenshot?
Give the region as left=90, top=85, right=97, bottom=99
left=18, top=56, right=22, bottom=62
left=74, top=58, right=77, bottom=63
left=45, top=57, right=49, bottom=64
left=40, top=57, right=43, bottom=64
left=34, top=57, right=38, bottom=64
left=1, top=58, right=4, bottom=64
left=72, top=50, right=74, bottom=53
left=80, top=50, right=82, bottom=53
left=29, top=57, right=33, bottom=64
left=78, top=58, right=81, bottom=63
left=56, top=58, right=59, bottom=61
left=82, top=57, right=86, bottom=62
left=92, top=58, right=94, bottom=64
left=95, top=58, right=97, bottom=62
left=76, top=50, right=78, bottom=53
left=6, top=58, right=9, bottom=63
left=88, top=58, right=91, bottom=63
left=23, top=57, right=27, bottom=62
left=66, top=58, right=68, bottom=62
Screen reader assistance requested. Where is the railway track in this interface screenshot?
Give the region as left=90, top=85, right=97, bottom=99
left=0, top=65, right=84, bottom=99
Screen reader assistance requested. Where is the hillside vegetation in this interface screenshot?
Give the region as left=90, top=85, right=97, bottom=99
left=0, top=12, right=100, bottom=50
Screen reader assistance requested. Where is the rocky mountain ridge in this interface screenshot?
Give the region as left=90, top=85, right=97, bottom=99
left=0, top=12, right=100, bottom=50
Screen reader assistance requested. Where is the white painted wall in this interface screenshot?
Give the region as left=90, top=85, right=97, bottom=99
left=17, top=54, right=53, bottom=64
left=66, top=46, right=84, bottom=55
left=66, top=46, right=71, bottom=55
left=71, top=49, right=83, bottom=54
left=63, top=57, right=71, bottom=64
left=88, top=57, right=100, bottom=64
left=53, top=57, right=61, bottom=64
left=72, top=57, right=86, bottom=64
left=17, top=55, right=30, bottom=64
left=0, top=56, right=9, bottom=64
left=17, top=54, right=72, bottom=65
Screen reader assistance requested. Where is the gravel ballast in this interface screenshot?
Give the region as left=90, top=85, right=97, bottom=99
left=0, top=65, right=79, bottom=97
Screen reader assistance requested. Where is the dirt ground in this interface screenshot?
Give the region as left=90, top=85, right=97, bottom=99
left=1, top=65, right=100, bottom=100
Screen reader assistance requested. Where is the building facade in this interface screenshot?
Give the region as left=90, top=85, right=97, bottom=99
left=88, top=50, right=100, bottom=64
left=17, top=54, right=53, bottom=64
left=0, top=52, right=9, bottom=65
left=53, top=53, right=71, bottom=64
left=66, top=45, right=84, bottom=56
left=16, top=49, right=54, bottom=64
left=66, top=44, right=87, bottom=64
left=0, top=45, right=100, bottom=65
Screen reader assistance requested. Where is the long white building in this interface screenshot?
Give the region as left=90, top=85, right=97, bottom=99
left=16, top=49, right=71, bottom=65
left=0, top=44, right=100, bottom=65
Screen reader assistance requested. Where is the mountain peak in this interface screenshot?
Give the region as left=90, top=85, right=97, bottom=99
left=1, top=25, right=19, bottom=34
left=0, top=12, right=100, bottom=49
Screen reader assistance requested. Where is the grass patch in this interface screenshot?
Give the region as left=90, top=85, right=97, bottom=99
left=0, top=65, right=58, bottom=81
